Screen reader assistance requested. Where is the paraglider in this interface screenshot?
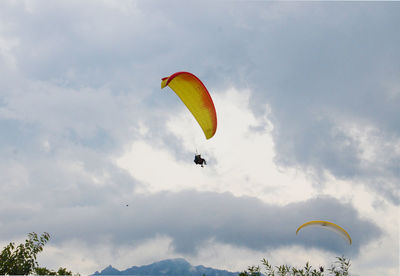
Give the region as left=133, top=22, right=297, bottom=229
left=161, top=72, right=217, bottom=140
left=161, top=72, right=217, bottom=167
left=296, top=220, right=352, bottom=245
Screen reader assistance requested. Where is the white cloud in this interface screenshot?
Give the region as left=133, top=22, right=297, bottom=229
left=116, top=88, right=315, bottom=205
left=0, top=35, right=18, bottom=70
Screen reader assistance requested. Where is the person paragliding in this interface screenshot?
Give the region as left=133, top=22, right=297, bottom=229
left=161, top=72, right=217, bottom=167
left=194, top=154, right=207, bottom=167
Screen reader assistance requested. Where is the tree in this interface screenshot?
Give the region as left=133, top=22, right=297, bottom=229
left=328, top=256, right=350, bottom=276
left=34, top=266, right=75, bottom=275
left=0, top=232, right=78, bottom=275
left=239, top=256, right=351, bottom=276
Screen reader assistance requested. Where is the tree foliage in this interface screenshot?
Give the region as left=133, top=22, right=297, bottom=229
left=0, top=232, right=78, bottom=275
left=239, top=256, right=351, bottom=276
left=0, top=232, right=50, bottom=275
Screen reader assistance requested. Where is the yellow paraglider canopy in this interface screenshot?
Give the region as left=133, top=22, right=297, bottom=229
left=161, top=72, right=217, bottom=140
left=296, top=220, right=352, bottom=245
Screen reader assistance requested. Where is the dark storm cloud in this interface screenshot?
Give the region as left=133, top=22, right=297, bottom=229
left=0, top=191, right=380, bottom=257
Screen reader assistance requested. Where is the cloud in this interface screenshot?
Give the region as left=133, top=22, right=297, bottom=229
left=115, top=88, right=319, bottom=205
left=236, top=3, right=400, bottom=204
left=0, top=1, right=398, bottom=275
left=0, top=190, right=380, bottom=257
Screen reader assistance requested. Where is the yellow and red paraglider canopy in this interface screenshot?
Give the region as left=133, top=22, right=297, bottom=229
left=161, top=72, right=217, bottom=139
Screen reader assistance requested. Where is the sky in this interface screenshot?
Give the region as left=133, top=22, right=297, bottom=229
left=0, top=1, right=399, bottom=275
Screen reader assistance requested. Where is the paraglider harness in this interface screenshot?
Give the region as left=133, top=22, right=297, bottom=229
left=194, top=154, right=207, bottom=167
